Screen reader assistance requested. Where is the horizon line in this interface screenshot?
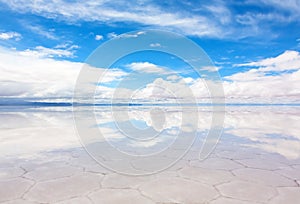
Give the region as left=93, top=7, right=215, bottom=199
left=0, top=101, right=300, bottom=107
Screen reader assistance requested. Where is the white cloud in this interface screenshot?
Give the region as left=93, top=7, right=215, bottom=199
left=224, top=51, right=300, bottom=103
left=128, top=51, right=300, bottom=103
left=204, top=3, right=231, bottom=24
left=0, top=47, right=81, bottom=98
left=127, top=62, right=169, bottom=74
left=0, top=31, right=21, bottom=40
left=95, top=34, right=103, bottom=40
left=0, top=46, right=127, bottom=98
left=241, top=0, right=300, bottom=25
left=257, top=0, right=300, bottom=16
left=201, top=66, right=220, bottom=72
left=0, top=0, right=224, bottom=38
left=120, top=31, right=145, bottom=38
left=0, top=44, right=299, bottom=103
left=107, top=31, right=145, bottom=39
left=19, top=44, right=79, bottom=58
left=236, top=50, right=300, bottom=71
left=149, top=43, right=161, bottom=47
left=231, top=0, right=300, bottom=38
left=107, top=32, right=118, bottom=39
left=25, top=24, right=57, bottom=40
left=166, top=75, right=180, bottom=81
left=97, top=68, right=128, bottom=84
left=225, top=69, right=300, bottom=102
left=2, top=0, right=299, bottom=40
left=131, top=77, right=208, bottom=101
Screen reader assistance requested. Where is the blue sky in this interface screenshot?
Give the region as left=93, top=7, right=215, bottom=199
left=0, top=0, right=300, bottom=103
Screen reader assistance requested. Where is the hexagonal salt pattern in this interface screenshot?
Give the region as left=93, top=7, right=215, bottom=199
left=0, top=146, right=300, bottom=204
left=269, top=187, right=300, bottom=204
left=232, top=168, right=297, bottom=187
left=24, top=172, right=102, bottom=203
left=1, top=108, right=300, bottom=204
left=216, top=180, right=277, bottom=203
left=210, top=197, right=256, bottom=204
left=139, top=177, right=219, bottom=203
left=0, top=178, right=34, bottom=203
left=89, top=189, right=155, bottom=204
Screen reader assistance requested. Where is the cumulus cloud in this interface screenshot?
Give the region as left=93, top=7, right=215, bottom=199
left=0, top=31, right=21, bottom=40
left=0, top=46, right=126, bottom=98
left=223, top=69, right=300, bottom=103
left=127, top=51, right=300, bottom=103
left=0, top=46, right=81, bottom=98
left=236, top=50, right=300, bottom=72
left=0, top=45, right=299, bottom=103
left=224, top=50, right=300, bottom=103
left=130, top=77, right=209, bottom=102
left=127, top=62, right=169, bottom=74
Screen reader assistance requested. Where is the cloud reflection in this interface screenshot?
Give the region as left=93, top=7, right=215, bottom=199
left=0, top=106, right=299, bottom=160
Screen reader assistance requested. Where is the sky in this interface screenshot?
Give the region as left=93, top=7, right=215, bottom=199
left=0, top=0, right=300, bottom=103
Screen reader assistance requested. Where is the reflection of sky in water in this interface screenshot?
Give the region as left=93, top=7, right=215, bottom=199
left=0, top=106, right=299, bottom=160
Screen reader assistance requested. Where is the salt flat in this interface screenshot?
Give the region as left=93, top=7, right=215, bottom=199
left=0, top=106, right=299, bottom=204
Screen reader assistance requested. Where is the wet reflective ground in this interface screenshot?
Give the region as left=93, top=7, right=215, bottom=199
left=0, top=106, right=300, bottom=203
